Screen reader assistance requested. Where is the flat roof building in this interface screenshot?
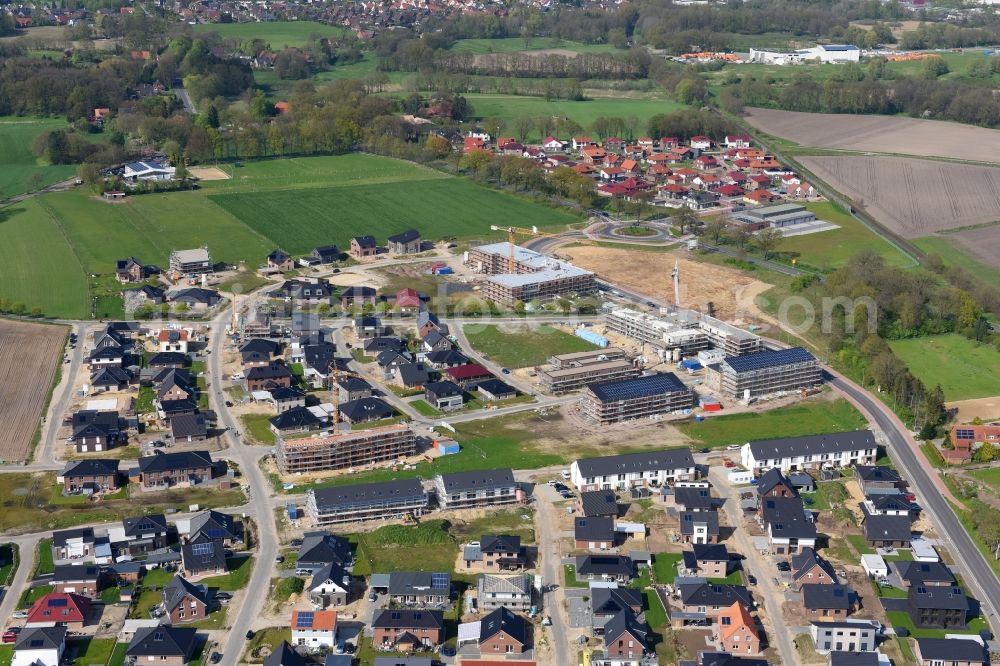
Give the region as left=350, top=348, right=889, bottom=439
left=706, top=347, right=821, bottom=400
left=537, top=359, right=639, bottom=395
left=581, top=372, right=693, bottom=424
left=734, top=203, right=816, bottom=228
left=467, top=243, right=595, bottom=306
left=169, top=248, right=212, bottom=275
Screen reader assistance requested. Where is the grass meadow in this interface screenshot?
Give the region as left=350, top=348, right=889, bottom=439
left=463, top=323, right=597, bottom=368
left=889, top=334, right=1000, bottom=401
left=0, top=154, right=577, bottom=317
left=191, top=21, right=346, bottom=48
left=450, top=37, right=618, bottom=55
left=0, top=117, right=79, bottom=200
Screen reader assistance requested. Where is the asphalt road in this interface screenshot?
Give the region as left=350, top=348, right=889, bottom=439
left=827, top=371, right=1000, bottom=633
left=531, top=483, right=571, bottom=663
left=36, top=322, right=87, bottom=467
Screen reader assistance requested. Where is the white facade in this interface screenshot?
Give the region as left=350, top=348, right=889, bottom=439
left=291, top=626, right=337, bottom=650
left=740, top=441, right=876, bottom=473
left=13, top=646, right=62, bottom=666
left=809, top=620, right=879, bottom=654
left=861, top=554, right=888, bottom=579
left=570, top=461, right=696, bottom=492
left=749, top=45, right=859, bottom=65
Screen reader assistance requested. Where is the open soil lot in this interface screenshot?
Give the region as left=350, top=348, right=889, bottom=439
left=947, top=396, right=1000, bottom=423
left=558, top=244, right=770, bottom=320
left=799, top=155, right=1000, bottom=238
left=889, top=334, right=1000, bottom=401
left=744, top=107, right=1000, bottom=163
left=0, top=319, right=65, bottom=461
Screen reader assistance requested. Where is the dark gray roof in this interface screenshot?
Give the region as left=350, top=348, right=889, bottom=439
left=365, top=337, right=405, bottom=354
left=479, top=606, right=527, bottom=644
left=908, top=585, right=967, bottom=611
left=245, top=363, right=293, bottom=381
left=387, top=229, right=420, bottom=244
left=828, top=653, right=879, bottom=666
left=14, top=626, right=66, bottom=651
left=122, top=513, right=168, bottom=537
left=351, top=236, right=377, bottom=249
left=679, top=509, right=720, bottom=536
left=896, top=561, right=954, bottom=587
left=91, top=366, right=131, bottom=386
left=61, top=458, right=119, bottom=478
left=372, top=659, right=431, bottom=666
left=340, top=285, right=376, bottom=299
left=679, top=583, right=752, bottom=608
left=791, top=548, right=837, bottom=583
left=862, top=511, right=912, bottom=542
left=297, top=532, right=352, bottom=568
left=137, top=451, right=212, bottom=473
left=692, top=543, right=729, bottom=562
left=162, top=574, right=209, bottom=613
left=576, top=555, right=633, bottom=577
left=396, top=362, right=431, bottom=386
left=126, top=627, right=198, bottom=658
left=339, top=396, right=395, bottom=422
left=269, top=406, right=322, bottom=431
left=438, top=468, right=515, bottom=494
left=170, top=287, right=220, bottom=305
left=52, top=527, right=94, bottom=547
left=422, top=329, right=447, bottom=347
left=696, top=653, right=769, bottom=666
left=591, top=587, right=643, bottom=616
left=854, top=465, right=900, bottom=485
left=181, top=534, right=226, bottom=573
left=674, top=486, right=714, bottom=510
left=481, top=535, right=520, bottom=554
left=476, top=378, right=514, bottom=397
left=574, top=516, right=615, bottom=542
left=866, top=494, right=912, bottom=513
left=801, top=584, right=851, bottom=610
left=387, top=571, right=450, bottom=597
left=339, top=376, right=372, bottom=392
left=188, top=510, right=239, bottom=542
left=603, top=609, right=647, bottom=648
left=240, top=338, right=282, bottom=356
left=425, top=349, right=467, bottom=366
left=372, top=608, right=444, bottom=629
left=747, top=431, right=876, bottom=460
left=264, top=642, right=309, bottom=666
left=147, top=352, right=187, bottom=367
left=761, top=497, right=816, bottom=539
left=308, top=561, right=351, bottom=592
left=425, top=380, right=462, bottom=399
left=310, top=479, right=426, bottom=513
left=579, top=490, right=619, bottom=517
left=575, top=448, right=695, bottom=478
left=52, top=564, right=99, bottom=582
left=270, top=386, right=305, bottom=402
left=71, top=410, right=121, bottom=440
left=915, top=637, right=985, bottom=663
left=170, top=413, right=207, bottom=439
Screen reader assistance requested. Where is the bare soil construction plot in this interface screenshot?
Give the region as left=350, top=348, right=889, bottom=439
left=744, top=108, right=1000, bottom=164
left=799, top=155, right=1000, bottom=241
left=0, top=319, right=66, bottom=461
left=189, top=166, right=230, bottom=181
left=557, top=245, right=771, bottom=321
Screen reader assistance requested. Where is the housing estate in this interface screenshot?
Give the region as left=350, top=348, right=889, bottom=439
left=570, top=448, right=697, bottom=491
left=740, top=431, right=877, bottom=473
left=580, top=372, right=694, bottom=423
left=434, top=468, right=520, bottom=510
left=705, top=347, right=821, bottom=400
left=466, top=242, right=595, bottom=306
left=307, top=478, right=429, bottom=525
left=275, top=424, right=416, bottom=474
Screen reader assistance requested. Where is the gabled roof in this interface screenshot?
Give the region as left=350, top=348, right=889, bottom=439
left=574, top=516, right=615, bottom=542
left=575, top=448, right=695, bottom=478
left=862, top=510, right=912, bottom=542
left=576, top=555, right=632, bottom=577
left=907, top=585, right=967, bottom=611
left=915, top=637, right=986, bottom=663
left=760, top=497, right=815, bottom=539
left=308, top=561, right=351, bottom=593
left=801, top=584, right=851, bottom=610
left=679, top=583, right=752, bottom=608
left=310, top=480, right=426, bottom=514
left=896, top=561, right=955, bottom=587
left=264, top=642, right=309, bottom=666
left=854, top=465, right=901, bottom=484
left=188, top=509, right=239, bottom=542
left=137, top=451, right=212, bottom=473
left=481, top=535, right=521, bottom=554
left=692, top=543, right=729, bottom=562
left=240, top=338, right=282, bottom=356
left=679, top=509, right=720, bottom=536
left=171, top=413, right=207, bottom=439
left=14, top=626, right=66, bottom=651
left=147, top=351, right=187, bottom=367
left=396, top=362, right=431, bottom=386
left=372, top=608, right=444, bottom=630
left=52, top=564, right=99, bottom=583
left=162, top=575, right=209, bottom=613
left=478, top=573, right=531, bottom=595
left=866, top=494, right=912, bottom=513
left=746, top=430, right=875, bottom=460
left=438, top=468, right=515, bottom=494
left=718, top=601, right=758, bottom=644
left=425, top=380, right=462, bottom=399
left=366, top=337, right=406, bottom=354
left=791, top=548, right=837, bottom=583
left=91, top=366, right=131, bottom=386
left=297, top=532, right=352, bottom=568
left=351, top=235, right=377, bottom=249
left=388, top=571, right=450, bottom=597
left=61, top=458, right=119, bottom=478
left=122, top=513, right=168, bottom=537
left=127, top=627, right=198, bottom=659
left=757, top=468, right=798, bottom=498
left=479, top=607, right=527, bottom=644
left=387, top=229, right=420, bottom=244
left=339, top=397, right=395, bottom=422
left=291, top=609, right=337, bottom=631
left=674, top=486, right=714, bottom=510
left=27, top=592, right=91, bottom=624
left=579, top=490, right=619, bottom=517
left=245, top=363, right=293, bottom=381
left=181, top=534, right=226, bottom=572
left=591, top=587, right=643, bottom=616
left=425, top=349, right=468, bottom=366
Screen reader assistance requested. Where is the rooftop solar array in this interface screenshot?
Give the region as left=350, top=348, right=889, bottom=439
left=192, top=542, right=214, bottom=556
left=724, top=347, right=814, bottom=373
left=296, top=612, right=314, bottom=628
left=589, top=372, right=687, bottom=402
left=431, top=573, right=449, bottom=589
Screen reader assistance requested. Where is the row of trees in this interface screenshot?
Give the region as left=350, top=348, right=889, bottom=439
left=433, top=49, right=652, bottom=80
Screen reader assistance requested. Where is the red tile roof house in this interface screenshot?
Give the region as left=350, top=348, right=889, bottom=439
left=715, top=184, right=745, bottom=198
left=660, top=137, right=679, bottom=149
left=694, top=155, right=719, bottom=169
left=599, top=167, right=626, bottom=181
left=541, top=137, right=567, bottom=151
left=394, top=288, right=422, bottom=314
left=581, top=146, right=607, bottom=165
left=744, top=190, right=781, bottom=205
left=948, top=423, right=1000, bottom=463
left=26, top=593, right=92, bottom=630
left=690, top=136, right=713, bottom=150
left=445, top=364, right=492, bottom=388
left=604, top=137, right=626, bottom=151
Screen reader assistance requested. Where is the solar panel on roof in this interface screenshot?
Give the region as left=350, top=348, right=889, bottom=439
left=48, top=598, right=68, bottom=607
left=296, top=612, right=314, bottom=628
left=589, top=373, right=687, bottom=403
left=431, top=573, right=449, bottom=588
left=206, top=528, right=225, bottom=539
left=192, top=542, right=214, bottom=556
left=724, top=347, right=814, bottom=373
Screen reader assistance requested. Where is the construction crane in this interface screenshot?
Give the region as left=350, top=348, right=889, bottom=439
left=490, top=224, right=542, bottom=273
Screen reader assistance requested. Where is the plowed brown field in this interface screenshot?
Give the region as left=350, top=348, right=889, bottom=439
left=743, top=108, right=1000, bottom=163
left=0, top=319, right=66, bottom=461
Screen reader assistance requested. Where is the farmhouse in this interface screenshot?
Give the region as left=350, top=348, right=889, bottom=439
left=740, top=431, right=877, bottom=473
left=570, top=448, right=697, bottom=491
left=169, top=247, right=212, bottom=274
left=434, top=468, right=520, bottom=510
left=580, top=372, right=694, bottom=423
left=308, top=478, right=429, bottom=526
left=705, top=347, right=821, bottom=400
left=275, top=424, right=416, bottom=474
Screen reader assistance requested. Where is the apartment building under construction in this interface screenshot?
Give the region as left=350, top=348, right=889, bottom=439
left=580, top=372, right=694, bottom=424
left=606, top=308, right=760, bottom=356
left=704, top=347, right=821, bottom=400
left=537, top=349, right=640, bottom=395
left=275, top=424, right=416, bottom=474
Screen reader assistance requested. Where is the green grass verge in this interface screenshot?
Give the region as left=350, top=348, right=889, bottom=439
left=463, top=323, right=597, bottom=369
left=240, top=413, right=276, bottom=445
left=410, top=399, right=441, bottom=417
left=19, top=583, right=54, bottom=609
left=200, top=555, right=254, bottom=591
left=71, top=638, right=116, bottom=666
left=889, top=333, right=1000, bottom=401
left=652, top=552, right=684, bottom=585
left=34, top=538, right=54, bottom=575
left=676, top=398, right=867, bottom=449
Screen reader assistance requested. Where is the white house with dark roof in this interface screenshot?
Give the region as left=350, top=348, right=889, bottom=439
left=740, top=431, right=877, bottom=473
left=570, top=448, right=696, bottom=491
left=434, top=468, right=520, bottom=510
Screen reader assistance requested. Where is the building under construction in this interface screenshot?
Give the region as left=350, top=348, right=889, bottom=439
left=704, top=347, right=821, bottom=400
left=606, top=308, right=760, bottom=357
left=580, top=372, right=694, bottom=424
left=537, top=349, right=640, bottom=395
left=548, top=348, right=627, bottom=369
left=275, top=424, right=416, bottom=474
left=307, top=478, right=429, bottom=526
left=466, top=242, right=595, bottom=306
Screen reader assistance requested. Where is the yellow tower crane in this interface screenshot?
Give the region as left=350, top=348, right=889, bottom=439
left=489, top=224, right=545, bottom=272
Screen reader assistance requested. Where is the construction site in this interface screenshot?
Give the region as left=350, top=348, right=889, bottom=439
left=274, top=423, right=417, bottom=475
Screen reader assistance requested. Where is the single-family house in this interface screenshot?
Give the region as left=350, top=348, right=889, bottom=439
left=424, top=380, right=464, bottom=411
left=125, top=627, right=198, bottom=666
left=372, top=609, right=444, bottom=651
left=339, top=397, right=395, bottom=424
left=69, top=410, right=125, bottom=453
left=387, top=230, right=422, bottom=255
left=291, top=610, right=338, bottom=651
left=60, top=459, right=120, bottom=494
left=116, top=257, right=144, bottom=283
left=862, top=510, right=912, bottom=549
left=137, top=451, right=213, bottom=489
left=171, top=413, right=208, bottom=443
left=575, top=555, right=633, bottom=583
left=25, top=593, right=91, bottom=630
left=162, top=575, right=210, bottom=624
left=180, top=534, right=227, bottom=578
left=478, top=607, right=530, bottom=654
left=387, top=571, right=451, bottom=606
left=680, top=509, right=720, bottom=545
left=477, top=574, right=532, bottom=611
left=603, top=609, right=648, bottom=659
left=477, top=379, right=515, bottom=402
left=809, top=619, right=880, bottom=654
left=896, top=561, right=955, bottom=589
left=679, top=584, right=753, bottom=618
left=295, top=532, right=352, bottom=576
left=12, top=627, right=65, bottom=666
left=51, top=565, right=101, bottom=597
left=464, top=535, right=525, bottom=571
left=575, top=516, right=616, bottom=550
left=591, top=588, right=643, bottom=629
left=578, top=490, right=620, bottom=519
left=245, top=363, right=294, bottom=392
left=802, top=584, right=852, bottom=618
left=339, top=286, right=377, bottom=309
left=110, top=514, right=170, bottom=555
left=52, top=528, right=97, bottom=565
left=914, top=638, right=986, bottom=666
left=267, top=249, right=295, bottom=272
left=350, top=236, right=378, bottom=259
left=791, top=548, right=838, bottom=588
left=682, top=544, right=730, bottom=578
left=907, top=585, right=967, bottom=629
left=308, top=561, right=352, bottom=608
left=854, top=466, right=901, bottom=494
left=717, top=601, right=762, bottom=655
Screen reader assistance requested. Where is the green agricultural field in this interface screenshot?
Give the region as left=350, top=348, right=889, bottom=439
left=210, top=177, right=577, bottom=254
left=450, top=37, right=617, bottom=55
left=0, top=153, right=575, bottom=318
left=889, top=334, right=1000, bottom=401
left=912, top=235, right=1000, bottom=287
left=465, top=94, right=687, bottom=142
left=192, top=21, right=346, bottom=48
left=677, top=397, right=868, bottom=448
left=0, top=117, right=79, bottom=200
left=778, top=201, right=915, bottom=270
left=463, top=323, right=597, bottom=368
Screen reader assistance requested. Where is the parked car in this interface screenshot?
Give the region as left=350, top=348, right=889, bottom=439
left=776, top=561, right=791, bottom=572
left=210, top=653, right=221, bottom=664
left=245, top=631, right=254, bottom=640
left=726, top=444, right=741, bottom=450
left=2, top=632, right=16, bottom=644
left=215, top=592, right=233, bottom=601
left=368, top=592, right=378, bottom=602
left=275, top=555, right=284, bottom=564
left=501, top=368, right=510, bottom=375
left=561, top=470, right=571, bottom=479
left=699, top=448, right=710, bottom=454
left=12, top=610, right=28, bottom=619
left=747, top=574, right=757, bottom=586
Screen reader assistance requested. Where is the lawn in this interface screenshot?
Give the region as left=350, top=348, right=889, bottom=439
left=564, top=563, right=588, bottom=588
left=0, top=543, right=18, bottom=585
left=889, top=334, right=1000, bottom=401
left=885, top=610, right=988, bottom=639
left=846, top=534, right=874, bottom=556
left=642, top=587, right=668, bottom=630
left=676, top=397, right=868, bottom=449
left=707, top=570, right=744, bottom=585
left=240, top=413, right=276, bottom=445
left=0, top=117, right=79, bottom=200
left=297, top=412, right=564, bottom=493
left=192, top=21, right=346, bottom=48
left=465, top=94, right=688, bottom=142
left=71, top=638, right=116, bottom=666
left=463, top=323, right=597, bottom=368
left=351, top=520, right=460, bottom=576
left=209, top=177, right=577, bottom=254
left=243, top=627, right=291, bottom=663
left=106, top=644, right=126, bottom=666
left=652, top=552, right=683, bottom=585
left=0, top=645, right=11, bottom=666
left=410, top=399, right=441, bottom=417
left=968, top=466, right=1000, bottom=495
left=450, top=37, right=617, bottom=55
left=778, top=201, right=914, bottom=270
left=18, top=583, right=53, bottom=609
left=201, top=555, right=254, bottom=591
left=34, top=538, right=54, bottom=576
